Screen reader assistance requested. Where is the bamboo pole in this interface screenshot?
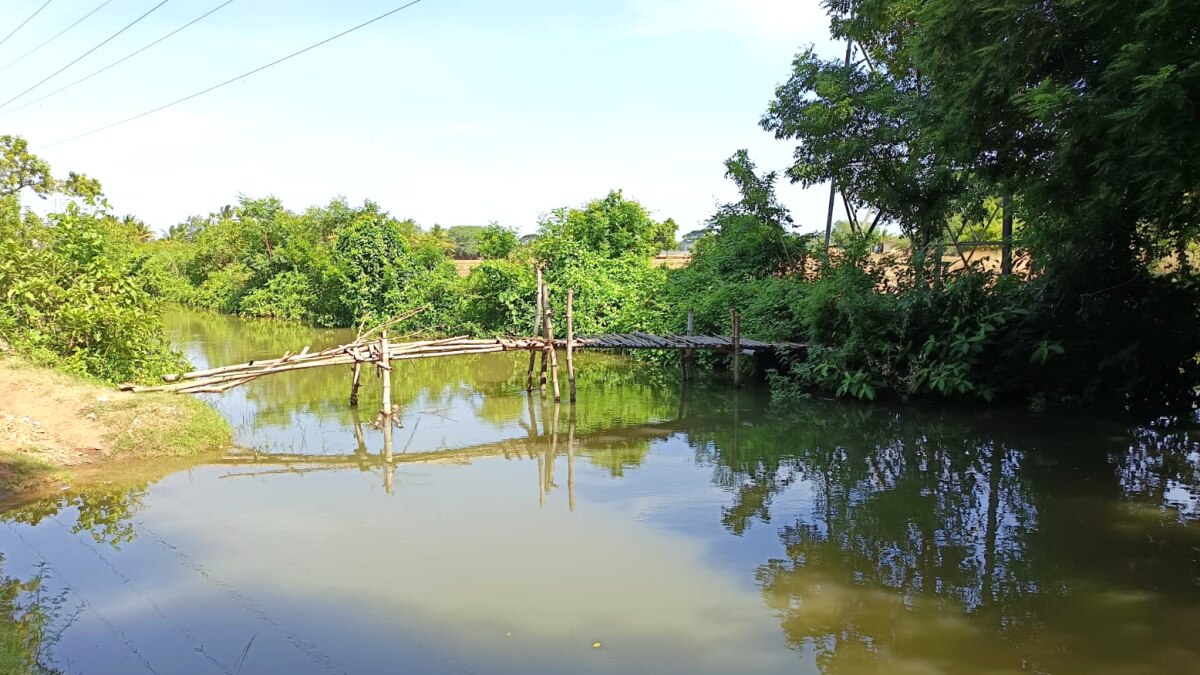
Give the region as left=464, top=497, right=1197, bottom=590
left=349, top=362, right=362, bottom=407
left=380, top=330, right=392, bottom=418
left=685, top=309, right=695, bottom=380
left=538, top=275, right=549, bottom=396
left=731, top=308, right=741, bottom=387
left=527, top=269, right=544, bottom=392
left=566, top=289, right=576, bottom=403
left=544, top=281, right=561, bottom=401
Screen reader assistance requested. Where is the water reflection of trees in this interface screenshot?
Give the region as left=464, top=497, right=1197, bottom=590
left=684, top=400, right=1200, bottom=674
left=164, top=306, right=682, bottom=442
left=4, top=484, right=149, bottom=548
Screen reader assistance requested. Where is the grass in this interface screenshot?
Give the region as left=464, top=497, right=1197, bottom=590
left=0, top=353, right=234, bottom=501
left=88, top=395, right=232, bottom=460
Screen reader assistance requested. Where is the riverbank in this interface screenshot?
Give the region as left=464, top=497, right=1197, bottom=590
left=0, top=353, right=233, bottom=503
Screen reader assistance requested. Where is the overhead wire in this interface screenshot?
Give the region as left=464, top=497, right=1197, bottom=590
left=0, top=0, right=114, bottom=73
left=0, top=0, right=54, bottom=51
left=2, top=0, right=236, bottom=115
left=0, top=0, right=171, bottom=111
left=42, top=0, right=428, bottom=148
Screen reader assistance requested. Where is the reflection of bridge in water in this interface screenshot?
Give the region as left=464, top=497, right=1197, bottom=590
left=215, top=407, right=682, bottom=506
left=214, top=387, right=728, bottom=504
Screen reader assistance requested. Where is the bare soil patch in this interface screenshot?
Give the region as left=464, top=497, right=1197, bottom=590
left=0, top=355, right=232, bottom=501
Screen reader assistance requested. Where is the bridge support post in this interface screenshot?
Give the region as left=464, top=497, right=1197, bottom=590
left=380, top=330, right=392, bottom=418
left=527, top=269, right=544, bottom=392
left=566, top=289, right=576, bottom=403
left=684, top=309, right=695, bottom=380
left=543, top=279, right=561, bottom=402
left=349, top=361, right=362, bottom=407
left=730, top=309, right=741, bottom=387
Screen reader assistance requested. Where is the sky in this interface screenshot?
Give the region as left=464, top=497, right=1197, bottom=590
left=0, top=0, right=840, bottom=236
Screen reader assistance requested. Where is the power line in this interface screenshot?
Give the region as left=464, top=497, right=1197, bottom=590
left=0, top=0, right=114, bottom=74
left=43, top=0, right=429, bottom=149
left=0, top=0, right=171, bottom=111
left=0, top=0, right=54, bottom=51
left=2, top=0, right=235, bottom=115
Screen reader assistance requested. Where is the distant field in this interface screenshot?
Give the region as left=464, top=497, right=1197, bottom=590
left=453, top=254, right=692, bottom=277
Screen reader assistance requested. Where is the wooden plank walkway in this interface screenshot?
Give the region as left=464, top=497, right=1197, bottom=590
left=124, top=332, right=804, bottom=395
left=572, top=332, right=804, bottom=351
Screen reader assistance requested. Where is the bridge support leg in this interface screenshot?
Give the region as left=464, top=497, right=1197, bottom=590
left=380, top=331, right=392, bottom=417
left=684, top=309, right=695, bottom=381
left=566, top=289, right=576, bottom=403
left=543, top=279, right=561, bottom=402
left=349, top=362, right=362, bottom=407
left=527, top=269, right=544, bottom=392
left=730, top=309, right=741, bottom=388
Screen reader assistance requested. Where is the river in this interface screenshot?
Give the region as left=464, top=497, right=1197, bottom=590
left=2, top=308, right=1199, bottom=674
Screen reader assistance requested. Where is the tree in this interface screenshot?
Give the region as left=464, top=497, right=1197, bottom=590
left=533, top=190, right=675, bottom=261
left=121, top=214, right=153, bottom=242
left=909, top=0, right=1200, bottom=410
left=0, top=135, right=54, bottom=198
left=446, top=225, right=486, bottom=258
left=679, top=228, right=709, bottom=251
left=477, top=222, right=519, bottom=260
left=658, top=218, right=680, bottom=251
left=0, top=135, right=104, bottom=206
left=427, top=223, right=455, bottom=255
left=761, top=20, right=967, bottom=274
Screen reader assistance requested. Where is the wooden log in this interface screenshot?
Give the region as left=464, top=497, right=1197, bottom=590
left=388, top=344, right=507, bottom=360
left=567, top=288, right=576, bottom=403
left=380, top=331, right=392, bottom=418
left=543, top=278, right=561, bottom=401
left=527, top=268, right=544, bottom=391
left=177, top=374, right=260, bottom=394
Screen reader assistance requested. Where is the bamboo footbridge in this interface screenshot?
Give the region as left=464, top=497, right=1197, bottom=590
left=122, top=272, right=804, bottom=406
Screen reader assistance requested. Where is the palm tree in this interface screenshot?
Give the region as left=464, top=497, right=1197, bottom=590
left=122, top=214, right=153, bottom=242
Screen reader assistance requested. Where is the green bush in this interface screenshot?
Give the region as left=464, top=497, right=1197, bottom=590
left=453, top=259, right=536, bottom=336
left=238, top=270, right=315, bottom=321
left=0, top=199, right=186, bottom=384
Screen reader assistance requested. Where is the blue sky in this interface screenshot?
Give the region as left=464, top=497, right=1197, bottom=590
left=1, top=0, right=839, bottom=235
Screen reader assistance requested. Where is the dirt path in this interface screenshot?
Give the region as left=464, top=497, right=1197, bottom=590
left=0, top=354, right=232, bottom=501
left=0, top=360, right=126, bottom=470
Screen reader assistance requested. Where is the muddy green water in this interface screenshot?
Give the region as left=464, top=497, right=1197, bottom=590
left=3, top=308, right=1200, bottom=675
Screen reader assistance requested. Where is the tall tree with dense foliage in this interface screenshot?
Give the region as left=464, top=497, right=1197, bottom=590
left=905, top=0, right=1200, bottom=409
left=751, top=0, right=1199, bottom=411
left=760, top=27, right=965, bottom=274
